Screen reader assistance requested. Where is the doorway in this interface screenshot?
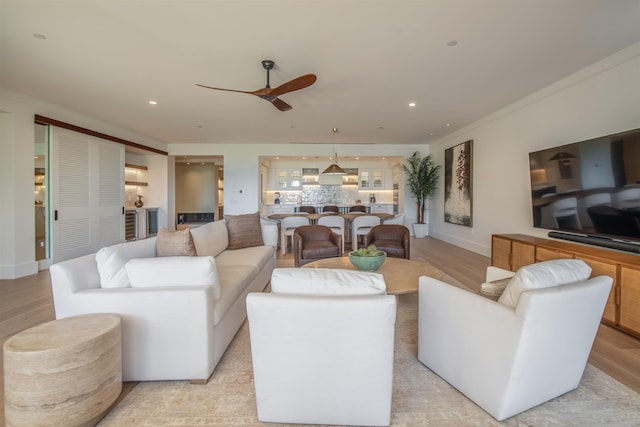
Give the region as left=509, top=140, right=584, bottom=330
left=34, top=123, right=48, bottom=265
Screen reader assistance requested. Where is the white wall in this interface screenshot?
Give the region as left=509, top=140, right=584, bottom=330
left=428, top=42, right=640, bottom=257
left=166, top=143, right=426, bottom=218
left=0, top=87, right=167, bottom=278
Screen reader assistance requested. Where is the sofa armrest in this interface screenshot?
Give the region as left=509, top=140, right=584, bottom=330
left=329, top=231, right=343, bottom=255
left=260, top=218, right=278, bottom=247
left=418, top=276, right=522, bottom=402
left=485, top=266, right=515, bottom=282
left=59, top=285, right=216, bottom=381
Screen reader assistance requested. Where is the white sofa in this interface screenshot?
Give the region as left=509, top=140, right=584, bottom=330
left=418, top=260, right=612, bottom=421
left=50, top=217, right=277, bottom=383
left=247, top=268, right=397, bottom=426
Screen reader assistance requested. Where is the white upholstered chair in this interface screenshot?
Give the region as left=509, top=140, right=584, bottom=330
left=351, top=215, right=381, bottom=251
left=247, top=268, right=396, bottom=426
left=279, top=215, right=310, bottom=255
left=317, top=215, right=346, bottom=253
left=383, top=213, right=405, bottom=225
left=417, top=259, right=612, bottom=421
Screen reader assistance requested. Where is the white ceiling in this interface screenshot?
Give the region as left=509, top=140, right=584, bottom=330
left=2, top=1, right=640, bottom=146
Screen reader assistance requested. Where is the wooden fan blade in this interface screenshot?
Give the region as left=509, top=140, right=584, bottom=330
left=270, top=97, right=293, bottom=111
left=268, top=74, right=317, bottom=97
left=196, top=83, right=257, bottom=95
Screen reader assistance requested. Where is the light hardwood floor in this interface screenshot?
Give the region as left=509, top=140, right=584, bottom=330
left=1, top=237, right=638, bottom=424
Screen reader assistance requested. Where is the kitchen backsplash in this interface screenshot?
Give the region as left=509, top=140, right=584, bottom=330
left=270, top=186, right=393, bottom=205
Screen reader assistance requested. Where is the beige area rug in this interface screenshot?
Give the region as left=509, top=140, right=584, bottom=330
left=99, top=292, right=640, bottom=427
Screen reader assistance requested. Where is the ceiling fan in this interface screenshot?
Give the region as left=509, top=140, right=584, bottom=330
left=196, top=60, right=317, bottom=112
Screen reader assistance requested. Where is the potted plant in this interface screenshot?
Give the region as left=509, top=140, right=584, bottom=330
left=348, top=245, right=387, bottom=271
left=403, top=151, right=441, bottom=238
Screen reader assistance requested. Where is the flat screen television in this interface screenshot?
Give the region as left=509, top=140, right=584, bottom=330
left=528, top=127, right=640, bottom=252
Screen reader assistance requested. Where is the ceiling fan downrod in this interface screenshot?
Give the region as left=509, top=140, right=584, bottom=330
left=261, top=60, right=275, bottom=89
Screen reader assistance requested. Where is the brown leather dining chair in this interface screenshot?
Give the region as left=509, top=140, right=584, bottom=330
left=293, top=225, right=342, bottom=267
left=363, top=225, right=410, bottom=259
left=349, top=205, right=367, bottom=213
left=298, top=206, right=316, bottom=214
left=322, top=205, right=339, bottom=213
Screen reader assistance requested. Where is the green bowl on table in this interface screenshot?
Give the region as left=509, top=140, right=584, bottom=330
left=348, top=246, right=387, bottom=272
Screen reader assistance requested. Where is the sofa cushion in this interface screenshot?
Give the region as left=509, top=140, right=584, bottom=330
left=225, top=212, right=264, bottom=249
left=498, top=259, right=592, bottom=308
left=156, top=227, right=197, bottom=257
left=125, top=256, right=221, bottom=299
left=215, top=245, right=275, bottom=272
left=271, top=268, right=386, bottom=296
left=214, top=265, right=257, bottom=325
left=189, top=220, right=229, bottom=258
left=95, top=237, right=157, bottom=288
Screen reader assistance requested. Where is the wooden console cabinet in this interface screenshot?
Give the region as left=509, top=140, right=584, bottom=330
left=492, top=234, right=640, bottom=339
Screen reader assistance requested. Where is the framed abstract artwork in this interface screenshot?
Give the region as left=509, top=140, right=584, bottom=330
left=444, top=140, right=473, bottom=226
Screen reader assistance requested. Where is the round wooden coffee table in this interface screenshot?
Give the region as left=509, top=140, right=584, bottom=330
left=302, top=257, right=446, bottom=295
left=3, top=313, right=122, bottom=426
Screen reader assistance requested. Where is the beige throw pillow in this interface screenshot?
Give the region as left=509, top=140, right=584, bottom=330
left=225, top=212, right=264, bottom=250
left=156, top=227, right=197, bottom=257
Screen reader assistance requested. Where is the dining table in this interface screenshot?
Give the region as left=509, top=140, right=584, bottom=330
left=266, top=212, right=394, bottom=222
left=266, top=212, right=395, bottom=248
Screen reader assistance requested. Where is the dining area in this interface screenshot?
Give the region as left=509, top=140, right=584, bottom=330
left=266, top=208, right=402, bottom=255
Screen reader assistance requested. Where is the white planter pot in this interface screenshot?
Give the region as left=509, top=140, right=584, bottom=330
left=412, top=223, right=428, bottom=238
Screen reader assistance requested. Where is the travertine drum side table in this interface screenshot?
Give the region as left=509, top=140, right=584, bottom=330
left=3, top=313, right=122, bottom=427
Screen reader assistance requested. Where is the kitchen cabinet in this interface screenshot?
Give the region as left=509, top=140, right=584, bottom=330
left=272, top=168, right=302, bottom=190
left=370, top=204, right=394, bottom=214
left=342, top=168, right=358, bottom=186
left=358, top=168, right=390, bottom=190
left=266, top=205, right=296, bottom=215
left=491, top=234, right=640, bottom=338
left=302, top=168, right=319, bottom=185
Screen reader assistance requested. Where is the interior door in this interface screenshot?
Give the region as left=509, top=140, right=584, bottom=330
left=50, top=127, right=124, bottom=262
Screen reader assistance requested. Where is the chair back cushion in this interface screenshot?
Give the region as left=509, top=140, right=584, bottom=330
left=95, top=237, right=157, bottom=288
left=125, top=256, right=221, bottom=299
left=498, top=259, right=592, bottom=308
left=271, top=268, right=386, bottom=295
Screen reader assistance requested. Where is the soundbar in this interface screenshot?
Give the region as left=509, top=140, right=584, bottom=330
left=548, top=231, right=640, bottom=254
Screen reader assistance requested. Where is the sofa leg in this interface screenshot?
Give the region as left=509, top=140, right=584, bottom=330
left=190, top=371, right=213, bottom=385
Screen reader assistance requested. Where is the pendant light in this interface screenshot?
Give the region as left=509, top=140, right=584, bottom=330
left=322, top=128, right=347, bottom=175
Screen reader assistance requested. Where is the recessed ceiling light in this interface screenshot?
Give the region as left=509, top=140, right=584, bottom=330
left=148, top=100, right=158, bottom=105
left=408, top=102, right=416, bottom=108
left=446, top=40, right=458, bottom=47
left=429, top=132, right=435, bottom=136
left=445, top=123, right=451, bottom=127
left=33, top=33, right=47, bottom=40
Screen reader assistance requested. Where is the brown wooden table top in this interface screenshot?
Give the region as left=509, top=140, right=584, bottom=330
left=267, top=212, right=394, bottom=220
left=302, top=256, right=445, bottom=295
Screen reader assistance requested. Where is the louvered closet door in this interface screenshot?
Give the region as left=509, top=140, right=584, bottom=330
left=50, top=128, right=124, bottom=262
left=96, top=140, right=124, bottom=249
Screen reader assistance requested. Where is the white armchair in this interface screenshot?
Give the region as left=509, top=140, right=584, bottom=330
left=246, top=268, right=397, bottom=426
left=417, top=260, right=612, bottom=421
